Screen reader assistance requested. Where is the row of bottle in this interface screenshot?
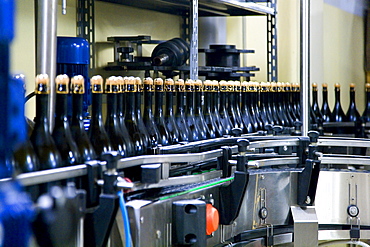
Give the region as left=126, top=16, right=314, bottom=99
left=14, top=75, right=305, bottom=174
left=311, top=82, right=370, bottom=125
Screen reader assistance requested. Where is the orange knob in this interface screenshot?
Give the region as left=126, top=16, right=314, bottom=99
left=206, top=204, right=219, bottom=235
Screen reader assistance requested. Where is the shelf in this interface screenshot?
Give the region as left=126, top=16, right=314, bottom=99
left=97, top=0, right=275, bottom=17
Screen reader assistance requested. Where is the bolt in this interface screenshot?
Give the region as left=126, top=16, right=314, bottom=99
left=140, top=216, right=144, bottom=224
left=283, top=146, right=288, bottom=151
left=261, top=175, right=265, bottom=180
left=156, top=230, right=161, bottom=239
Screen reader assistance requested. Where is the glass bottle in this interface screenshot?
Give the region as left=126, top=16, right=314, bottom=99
left=52, top=74, right=81, bottom=167
left=164, top=78, right=180, bottom=144
left=330, top=83, right=346, bottom=122
left=135, top=77, right=152, bottom=152
left=277, top=82, right=293, bottom=127
left=30, top=74, right=62, bottom=170
left=211, top=80, right=227, bottom=135
left=259, top=82, right=273, bottom=129
left=194, top=79, right=213, bottom=139
left=218, top=80, right=233, bottom=135
left=70, top=75, right=97, bottom=162
left=13, top=74, right=40, bottom=173
left=143, top=77, right=160, bottom=148
left=362, top=83, right=370, bottom=122
left=185, top=79, right=201, bottom=141
left=321, top=83, right=331, bottom=122
left=88, top=75, right=113, bottom=158
left=154, top=78, right=171, bottom=145
left=203, top=80, right=223, bottom=137
left=105, top=76, right=129, bottom=158
left=311, top=83, right=323, bottom=123
left=285, top=82, right=299, bottom=123
left=248, top=82, right=263, bottom=130
left=174, top=79, right=191, bottom=142
left=346, top=83, right=360, bottom=122
left=116, top=76, right=135, bottom=157
left=124, top=76, right=146, bottom=155
left=240, top=81, right=254, bottom=133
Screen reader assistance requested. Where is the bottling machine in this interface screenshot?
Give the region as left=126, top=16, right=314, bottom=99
left=2, top=0, right=370, bottom=247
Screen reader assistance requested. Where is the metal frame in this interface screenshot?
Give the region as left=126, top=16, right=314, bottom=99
left=267, top=0, right=278, bottom=82
left=77, top=0, right=95, bottom=72
left=189, top=0, right=199, bottom=79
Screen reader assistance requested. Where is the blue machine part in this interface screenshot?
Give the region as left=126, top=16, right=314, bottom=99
left=0, top=181, right=35, bottom=247
left=57, top=37, right=91, bottom=118
left=0, top=0, right=14, bottom=43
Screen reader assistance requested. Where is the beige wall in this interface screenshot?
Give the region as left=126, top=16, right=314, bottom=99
left=11, top=1, right=366, bottom=119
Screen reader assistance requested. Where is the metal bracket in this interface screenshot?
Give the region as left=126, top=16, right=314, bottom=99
left=297, top=159, right=320, bottom=206
left=218, top=146, right=232, bottom=178
left=290, top=206, right=318, bottom=247
left=81, top=160, right=102, bottom=208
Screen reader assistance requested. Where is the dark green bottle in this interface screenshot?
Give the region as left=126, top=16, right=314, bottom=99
left=30, top=74, right=62, bottom=170
left=154, top=78, right=171, bottom=145
left=52, top=74, right=81, bottom=166
left=194, top=79, right=213, bottom=139
left=70, top=75, right=97, bottom=162
left=143, top=77, right=160, bottom=148
left=88, top=75, right=113, bottom=158
left=164, top=78, right=180, bottom=144
left=174, top=79, right=191, bottom=142
left=203, top=80, right=222, bottom=137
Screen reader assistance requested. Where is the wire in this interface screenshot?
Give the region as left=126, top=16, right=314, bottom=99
left=25, top=92, right=35, bottom=102
left=118, top=191, right=132, bottom=247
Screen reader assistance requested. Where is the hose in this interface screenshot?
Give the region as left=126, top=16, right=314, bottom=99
left=118, top=190, right=132, bottom=247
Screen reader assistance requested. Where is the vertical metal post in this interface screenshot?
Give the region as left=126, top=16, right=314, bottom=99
left=77, top=0, right=95, bottom=72
left=36, top=0, right=58, bottom=132
left=267, top=0, right=277, bottom=82
left=189, top=0, right=198, bottom=80
left=300, top=0, right=310, bottom=136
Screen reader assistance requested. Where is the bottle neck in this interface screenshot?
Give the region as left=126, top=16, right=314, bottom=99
left=55, top=94, right=69, bottom=122
left=126, top=92, right=136, bottom=116
left=176, top=91, right=185, bottom=114
left=322, top=89, right=329, bottom=105
left=366, top=91, right=370, bottom=110
left=204, top=92, right=213, bottom=111
left=155, top=91, right=164, bottom=117
left=91, top=93, right=103, bottom=123
left=106, top=93, right=118, bottom=119
left=34, top=94, right=50, bottom=132
left=186, top=91, right=194, bottom=113
left=349, top=90, right=356, bottom=104
left=334, top=89, right=341, bottom=105
left=117, top=93, right=124, bottom=118
left=72, top=94, right=84, bottom=124
left=165, top=91, right=174, bottom=116
left=135, top=91, right=142, bottom=116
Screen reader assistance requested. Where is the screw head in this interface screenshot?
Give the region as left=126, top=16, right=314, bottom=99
left=259, top=207, right=268, bottom=219
left=347, top=205, right=359, bottom=217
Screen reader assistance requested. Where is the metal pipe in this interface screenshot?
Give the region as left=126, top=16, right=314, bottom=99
left=300, top=0, right=310, bottom=136
left=36, top=0, right=58, bottom=132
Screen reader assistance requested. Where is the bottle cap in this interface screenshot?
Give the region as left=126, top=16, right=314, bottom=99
left=154, top=78, right=164, bottom=91
left=91, top=75, right=104, bottom=93
left=135, top=77, right=143, bottom=92
left=185, top=79, right=195, bottom=92
left=164, top=78, right=175, bottom=92
left=219, top=80, right=228, bottom=92
left=116, top=76, right=124, bottom=93
left=312, top=82, right=317, bottom=88
left=35, top=74, right=50, bottom=94
left=105, top=76, right=119, bottom=93
left=175, top=79, right=185, bottom=92
left=71, top=75, right=85, bottom=94
left=194, top=79, right=203, bottom=92
left=270, top=82, right=277, bottom=92
left=125, top=76, right=137, bottom=92
left=350, top=83, right=355, bottom=88
left=227, top=80, right=234, bottom=92
left=55, top=74, right=70, bottom=94
left=334, top=83, right=341, bottom=88
left=241, top=81, right=248, bottom=92
left=366, top=83, right=370, bottom=91
left=143, top=77, right=154, bottom=92
left=212, top=80, right=220, bottom=92
left=203, top=80, right=213, bottom=92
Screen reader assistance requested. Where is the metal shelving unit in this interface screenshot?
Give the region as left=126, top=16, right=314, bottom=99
left=76, top=0, right=277, bottom=80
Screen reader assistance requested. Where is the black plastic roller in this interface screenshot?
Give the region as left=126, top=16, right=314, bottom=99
left=151, top=38, right=190, bottom=66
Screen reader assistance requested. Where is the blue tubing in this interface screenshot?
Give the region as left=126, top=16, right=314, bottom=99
left=118, top=191, right=132, bottom=247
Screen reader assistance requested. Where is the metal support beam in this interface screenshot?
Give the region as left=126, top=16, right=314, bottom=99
left=77, top=0, right=95, bottom=72
left=36, top=0, right=58, bottom=131
left=300, top=0, right=310, bottom=136
left=267, top=0, right=277, bottom=82
left=189, top=0, right=198, bottom=80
